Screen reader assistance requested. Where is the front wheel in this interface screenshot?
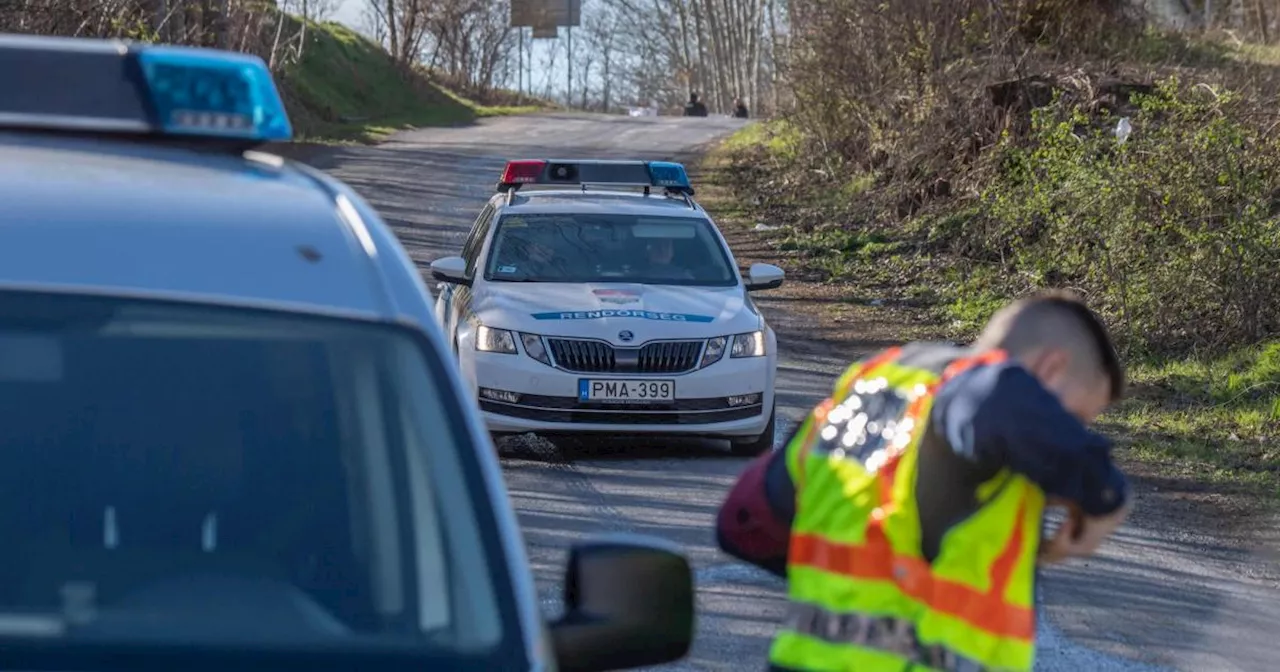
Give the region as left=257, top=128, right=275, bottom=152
left=730, top=404, right=776, bottom=457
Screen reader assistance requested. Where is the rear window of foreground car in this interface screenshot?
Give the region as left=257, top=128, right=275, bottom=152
left=0, top=290, right=522, bottom=666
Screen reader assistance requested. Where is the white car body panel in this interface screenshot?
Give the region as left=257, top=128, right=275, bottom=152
left=0, top=130, right=550, bottom=670
left=440, top=187, right=780, bottom=441
left=469, top=282, right=759, bottom=339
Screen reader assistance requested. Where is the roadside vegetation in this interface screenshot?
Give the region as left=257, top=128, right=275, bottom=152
left=0, top=0, right=553, bottom=143
left=279, top=18, right=550, bottom=143
left=710, top=0, right=1279, bottom=502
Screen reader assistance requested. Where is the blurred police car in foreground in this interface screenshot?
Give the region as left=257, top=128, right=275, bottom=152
left=430, top=160, right=786, bottom=455
left=0, top=33, right=693, bottom=672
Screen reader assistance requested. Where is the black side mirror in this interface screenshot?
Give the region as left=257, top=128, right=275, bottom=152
left=550, top=534, right=695, bottom=672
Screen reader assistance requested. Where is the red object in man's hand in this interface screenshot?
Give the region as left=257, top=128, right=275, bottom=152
left=716, top=453, right=791, bottom=565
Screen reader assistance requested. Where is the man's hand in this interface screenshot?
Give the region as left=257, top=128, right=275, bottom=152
left=1039, top=497, right=1133, bottom=566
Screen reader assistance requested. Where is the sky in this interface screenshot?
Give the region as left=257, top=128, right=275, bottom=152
left=330, top=0, right=368, bottom=32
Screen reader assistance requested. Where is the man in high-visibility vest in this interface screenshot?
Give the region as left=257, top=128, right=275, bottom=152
left=717, top=290, right=1133, bottom=671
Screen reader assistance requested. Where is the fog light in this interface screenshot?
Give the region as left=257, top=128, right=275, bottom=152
left=727, top=393, right=761, bottom=407
left=480, top=387, right=521, bottom=404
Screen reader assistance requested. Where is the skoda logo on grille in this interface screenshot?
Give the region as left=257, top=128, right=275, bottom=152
left=618, top=330, right=634, bottom=342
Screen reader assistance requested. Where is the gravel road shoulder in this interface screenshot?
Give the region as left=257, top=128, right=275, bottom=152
left=695, top=156, right=1280, bottom=671
left=269, top=118, right=1278, bottom=670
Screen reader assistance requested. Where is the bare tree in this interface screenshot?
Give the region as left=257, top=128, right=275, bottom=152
left=537, top=34, right=561, bottom=100
left=597, top=0, right=788, bottom=115
left=361, top=1, right=388, bottom=43
left=582, top=4, right=622, bottom=111
left=364, top=0, right=431, bottom=63
left=0, top=0, right=305, bottom=73
left=421, top=0, right=516, bottom=94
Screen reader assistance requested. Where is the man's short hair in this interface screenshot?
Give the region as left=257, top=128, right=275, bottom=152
left=976, top=289, right=1125, bottom=401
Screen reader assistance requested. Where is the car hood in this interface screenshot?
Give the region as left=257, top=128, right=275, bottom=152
left=471, top=282, right=761, bottom=342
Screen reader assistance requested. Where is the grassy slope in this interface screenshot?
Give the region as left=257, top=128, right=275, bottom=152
left=276, top=18, right=546, bottom=143
left=707, top=114, right=1280, bottom=506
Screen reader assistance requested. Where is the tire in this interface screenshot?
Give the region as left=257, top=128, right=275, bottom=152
left=730, top=403, right=776, bottom=457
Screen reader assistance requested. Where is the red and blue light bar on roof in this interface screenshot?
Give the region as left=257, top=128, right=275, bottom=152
left=497, top=159, right=694, bottom=195
left=0, top=34, right=292, bottom=143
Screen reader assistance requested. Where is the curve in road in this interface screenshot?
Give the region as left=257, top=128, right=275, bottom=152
left=289, top=112, right=1277, bottom=671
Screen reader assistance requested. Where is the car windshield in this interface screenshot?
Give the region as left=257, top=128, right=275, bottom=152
left=0, top=291, right=518, bottom=666
left=483, top=212, right=738, bottom=286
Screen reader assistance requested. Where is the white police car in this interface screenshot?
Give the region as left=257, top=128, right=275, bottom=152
left=0, top=33, right=692, bottom=672
left=429, top=159, right=785, bottom=455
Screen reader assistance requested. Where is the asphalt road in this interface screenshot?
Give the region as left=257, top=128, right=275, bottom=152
left=291, top=112, right=1279, bottom=671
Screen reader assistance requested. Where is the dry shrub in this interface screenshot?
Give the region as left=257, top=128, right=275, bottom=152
left=785, top=0, right=1141, bottom=211
left=757, top=0, right=1280, bottom=355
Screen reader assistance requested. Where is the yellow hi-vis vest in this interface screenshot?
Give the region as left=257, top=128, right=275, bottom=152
left=768, top=345, right=1046, bottom=672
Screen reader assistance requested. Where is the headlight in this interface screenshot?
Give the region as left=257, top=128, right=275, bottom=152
left=701, top=336, right=727, bottom=368
left=476, top=325, right=517, bottom=354
left=731, top=331, right=766, bottom=358
left=520, top=332, right=552, bottom=365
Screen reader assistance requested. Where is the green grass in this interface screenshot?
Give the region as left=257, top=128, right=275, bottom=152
left=1107, top=341, right=1280, bottom=499
left=433, top=84, right=545, bottom=119
left=277, top=18, right=545, bottom=143
left=713, top=121, right=1280, bottom=506
left=719, top=119, right=803, bottom=157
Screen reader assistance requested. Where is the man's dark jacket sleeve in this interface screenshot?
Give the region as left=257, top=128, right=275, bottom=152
left=930, top=361, right=1129, bottom=516
left=715, top=358, right=1130, bottom=574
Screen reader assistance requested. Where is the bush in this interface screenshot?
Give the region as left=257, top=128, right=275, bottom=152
left=720, top=0, right=1279, bottom=493
left=783, top=0, right=1140, bottom=211
left=975, top=77, right=1280, bottom=355
left=732, top=0, right=1280, bottom=358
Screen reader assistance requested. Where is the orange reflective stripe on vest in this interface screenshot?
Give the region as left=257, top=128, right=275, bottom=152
left=832, top=346, right=904, bottom=401
left=788, top=492, right=1034, bottom=640
left=783, top=345, right=1035, bottom=649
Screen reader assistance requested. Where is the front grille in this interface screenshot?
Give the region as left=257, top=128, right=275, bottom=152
left=639, top=340, right=703, bottom=373
left=546, top=338, right=703, bottom=374
left=547, top=338, right=614, bottom=372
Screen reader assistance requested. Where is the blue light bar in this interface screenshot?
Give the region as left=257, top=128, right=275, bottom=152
left=646, top=162, right=692, bottom=191
left=135, top=45, right=292, bottom=141
left=0, top=34, right=292, bottom=144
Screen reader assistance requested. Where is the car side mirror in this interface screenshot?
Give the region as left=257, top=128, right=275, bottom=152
left=744, top=262, right=785, bottom=291
left=550, top=534, right=694, bottom=672
left=430, top=256, right=471, bottom=286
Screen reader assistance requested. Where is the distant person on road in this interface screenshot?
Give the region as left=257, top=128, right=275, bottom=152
left=732, top=97, right=749, bottom=118
left=716, top=289, right=1133, bottom=672
left=683, top=92, right=708, bottom=117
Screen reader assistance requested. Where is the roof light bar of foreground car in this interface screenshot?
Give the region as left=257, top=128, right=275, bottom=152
left=497, top=159, right=696, bottom=195
left=0, top=33, right=293, bottom=144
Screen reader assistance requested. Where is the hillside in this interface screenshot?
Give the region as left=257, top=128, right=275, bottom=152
left=709, top=2, right=1279, bottom=504
left=277, top=18, right=549, bottom=143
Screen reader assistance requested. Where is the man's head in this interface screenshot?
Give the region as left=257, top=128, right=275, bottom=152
left=689, top=92, right=700, bottom=104
left=974, top=290, right=1124, bottom=424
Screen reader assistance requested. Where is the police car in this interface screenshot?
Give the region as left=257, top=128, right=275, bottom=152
left=430, top=160, right=786, bottom=455
left=0, top=33, right=692, bottom=672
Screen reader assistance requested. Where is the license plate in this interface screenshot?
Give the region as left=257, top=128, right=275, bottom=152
left=579, top=379, right=675, bottom=403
